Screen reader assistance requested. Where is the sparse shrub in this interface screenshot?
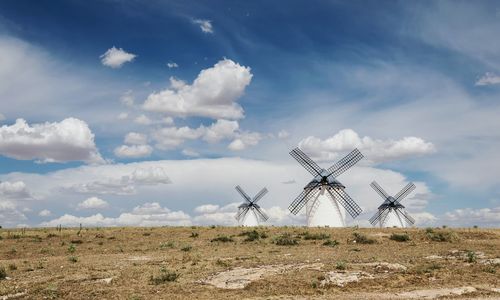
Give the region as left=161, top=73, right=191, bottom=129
left=190, top=232, right=199, bottom=238
left=68, top=244, right=76, bottom=253
left=209, top=225, right=216, bottom=229
left=466, top=251, right=477, bottom=263
left=211, top=235, right=234, bottom=243
left=180, top=245, right=192, bottom=252
left=215, top=259, right=231, bottom=267
left=95, top=233, right=105, bottom=238
left=352, top=232, right=376, bottom=244
left=442, top=225, right=447, bottom=229
left=426, top=230, right=459, bottom=242
left=143, top=232, right=151, bottom=237
left=323, top=239, right=340, bottom=247
left=47, top=233, right=58, bottom=238
left=483, top=265, right=496, bottom=274
left=473, top=225, right=478, bottom=229
left=0, top=266, right=7, bottom=280
left=273, top=233, right=299, bottom=246
left=8, top=264, right=17, bottom=271
left=70, top=239, right=83, bottom=244
left=8, top=247, right=17, bottom=255
left=414, top=262, right=441, bottom=274
left=239, top=230, right=267, bottom=242
left=390, top=233, right=410, bottom=242
left=68, top=256, right=78, bottom=263
left=160, top=241, right=175, bottom=249
left=303, top=232, right=330, bottom=240
left=336, top=261, right=347, bottom=270
left=425, top=227, right=434, bottom=234
left=150, top=267, right=180, bottom=284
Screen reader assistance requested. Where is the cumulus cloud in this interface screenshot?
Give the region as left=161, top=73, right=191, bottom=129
left=63, top=166, right=171, bottom=195
left=124, top=132, right=148, bottom=145
left=114, top=145, right=153, bottom=158
left=194, top=204, right=220, bottom=214
left=0, top=201, right=27, bottom=227
left=167, top=62, right=179, bottom=68
left=143, top=59, right=252, bottom=119
left=443, top=207, right=500, bottom=227
left=77, top=197, right=109, bottom=210
left=192, top=19, right=213, bottom=33
left=278, top=130, right=290, bottom=139
left=0, top=181, right=34, bottom=200
left=182, top=149, right=200, bottom=157
left=192, top=203, right=239, bottom=226
left=41, top=202, right=191, bottom=227
left=134, top=114, right=153, bottom=125
left=117, top=112, right=128, bottom=120
left=228, top=132, right=261, bottom=151
left=0, top=118, right=104, bottom=164
left=100, top=47, right=136, bottom=68
left=475, top=72, right=500, bottom=86
left=298, top=129, right=435, bottom=163
left=38, top=209, right=52, bottom=217
left=120, top=90, right=134, bottom=107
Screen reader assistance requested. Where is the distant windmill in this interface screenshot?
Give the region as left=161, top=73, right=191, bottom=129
left=369, top=181, right=416, bottom=228
left=288, top=148, right=363, bottom=227
left=234, top=185, right=269, bottom=226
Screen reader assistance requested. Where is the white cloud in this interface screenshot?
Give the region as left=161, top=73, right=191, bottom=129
left=0, top=181, right=34, bottom=200
left=77, top=197, right=109, bottom=210
left=100, top=47, right=136, bottom=68
left=192, top=19, right=213, bottom=33
left=167, top=62, right=179, bottom=68
left=152, top=125, right=204, bottom=150
left=278, top=130, right=290, bottom=139
left=38, top=209, right=52, bottom=217
left=228, top=132, right=261, bottom=151
left=124, top=132, right=148, bottom=145
left=134, top=114, right=153, bottom=125
left=475, top=72, right=500, bottom=86
left=203, top=119, right=239, bottom=143
left=443, top=207, right=500, bottom=227
left=298, top=129, right=435, bottom=163
left=182, top=149, right=200, bottom=157
left=120, top=90, right=134, bottom=107
left=41, top=202, right=191, bottom=227
left=117, top=112, right=128, bottom=120
left=0, top=201, right=27, bottom=227
left=0, top=118, right=104, bottom=164
left=143, top=59, right=252, bottom=119
left=194, top=204, right=219, bottom=214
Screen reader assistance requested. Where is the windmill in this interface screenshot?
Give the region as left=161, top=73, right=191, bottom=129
left=288, top=148, right=364, bottom=227
left=234, top=185, right=269, bottom=226
left=369, top=181, right=416, bottom=228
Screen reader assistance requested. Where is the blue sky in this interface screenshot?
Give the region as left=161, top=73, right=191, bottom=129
left=0, top=0, right=499, bottom=228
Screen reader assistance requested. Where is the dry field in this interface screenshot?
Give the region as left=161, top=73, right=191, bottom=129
left=1, top=226, right=499, bottom=299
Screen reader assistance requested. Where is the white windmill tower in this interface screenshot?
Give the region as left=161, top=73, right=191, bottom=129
left=369, top=181, right=416, bottom=228
left=288, top=148, right=363, bottom=227
left=234, top=185, right=269, bottom=226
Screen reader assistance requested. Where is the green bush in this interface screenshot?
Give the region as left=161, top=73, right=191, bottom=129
left=0, top=266, right=7, bottom=280
left=180, top=245, right=192, bottom=252
left=390, top=233, right=410, bottom=242
left=352, top=232, right=376, bottom=244
left=273, top=233, right=299, bottom=246
left=211, top=235, right=234, bottom=243
left=190, top=232, right=199, bottom=238
left=68, top=256, right=78, bottom=263
left=466, top=251, right=477, bottom=263
left=150, top=267, right=180, bottom=284
left=303, top=232, right=331, bottom=240
left=322, top=239, right=340, bottom=247
left=426, top=230, right=459, bottom=242
left=336, top=261, right=347, bottom=270
left=239, top=230, right=267, bottom=242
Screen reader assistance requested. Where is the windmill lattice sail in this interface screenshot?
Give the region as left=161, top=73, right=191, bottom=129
left=288, top=147, right=363, bottom=227
left=234, top=185, right=269, bottom=226
left=369, top=181, right=416, bottom=228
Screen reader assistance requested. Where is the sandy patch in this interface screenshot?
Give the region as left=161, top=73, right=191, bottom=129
left=321, top=270, right=374, bottom=287
left=0, top=291, right=27, bottom=300
left=396, top=286, right=477, bottom=299
left=126, top=255, right=151, bottom=261
left=198, top=263, right=323, bottom=289
left=357, top=262, right=407, bottom=271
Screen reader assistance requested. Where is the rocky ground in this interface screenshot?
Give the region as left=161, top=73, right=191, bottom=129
left=0, top=227, right=499, bottom=299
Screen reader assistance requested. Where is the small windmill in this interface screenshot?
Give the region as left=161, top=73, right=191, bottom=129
left=369, top=181, right=416, bottom=228
left=288, top=148, right=363, bottom=227
left=234, top=185, right=269, bottom=226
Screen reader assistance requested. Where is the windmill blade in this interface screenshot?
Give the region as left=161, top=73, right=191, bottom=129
left=289, top=148, right=322, bottom=177
left=398, top=208, right=415, bottom=226
left=394, top=182, right=416, bottom=202
left=288, top=182, right=320, bottom=215
left=235, top=185, right=252, bottom=202
left=369, top=207, right=389, bottom=225
left=326, top=148, right=363, bottom=178
left=235, top=207, right=249, bottom=221
left=327, top=187, right=363, bottom=218
left=379, top=209, right=391, bottom=227
left=252, top=187, right=268, bottom=204
left=253, top=205, right=269, bottom=222
left=370, top=181, right=390, bottom=200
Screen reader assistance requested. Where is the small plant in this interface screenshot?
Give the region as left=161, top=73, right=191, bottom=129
left=211, top=235, right=234, bottom=243
left=150, top=267, right=180, bottom=284
left=190, top=232, right=199, bottom=238
left=473, top=225, right=478, bottom=229
left=426, top=230, right=458, bottom=242
left=46, top=233, right=58, bottom=238
left=390, top=233, right=410, bottom=242
left=8, top=247, right=17, bottom=255
left=483, top=265, right=496, bottom=274
left=209, top=225, right=216, bottom=229
left=215, top=259, right=231, bottom=267
left=425, top=227, right=434, bottom=234
left=70, top=239, right=83, bottom=244
left=8, top=263, right=17, bottom=271
left=180, top=245, right=192, bottom=252
left=414, top=262, right=441, bottom=274
left=68, top=244, right=76, bottom=253
left=352, top=232, right=376, bottom=244
left=68, top=256, right=78, bottom=263
left=143, top=232, right=151, bottom=237
left=466, top=251, right=477, bottom=263
left=239, top=230, right=267, bottom=242
left=336, top=261, right=347, bottom=270
left=0, top=266, right=7, bottom=280
left=273, top=233, right=299, bottom=246
left=159, top=241, right=175, bottom=249
left=323, top=239, right=340, bottom=247
left=303, top=232, right=331, bottom=240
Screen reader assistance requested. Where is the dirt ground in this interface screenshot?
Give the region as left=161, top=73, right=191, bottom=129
left=0, top=227, right=499, bottom=299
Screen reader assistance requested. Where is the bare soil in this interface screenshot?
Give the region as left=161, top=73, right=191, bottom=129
left=0, top=227, right=499, bottom=299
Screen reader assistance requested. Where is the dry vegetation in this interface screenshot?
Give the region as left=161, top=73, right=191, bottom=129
left=0, top=226, right=499, bottom=299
